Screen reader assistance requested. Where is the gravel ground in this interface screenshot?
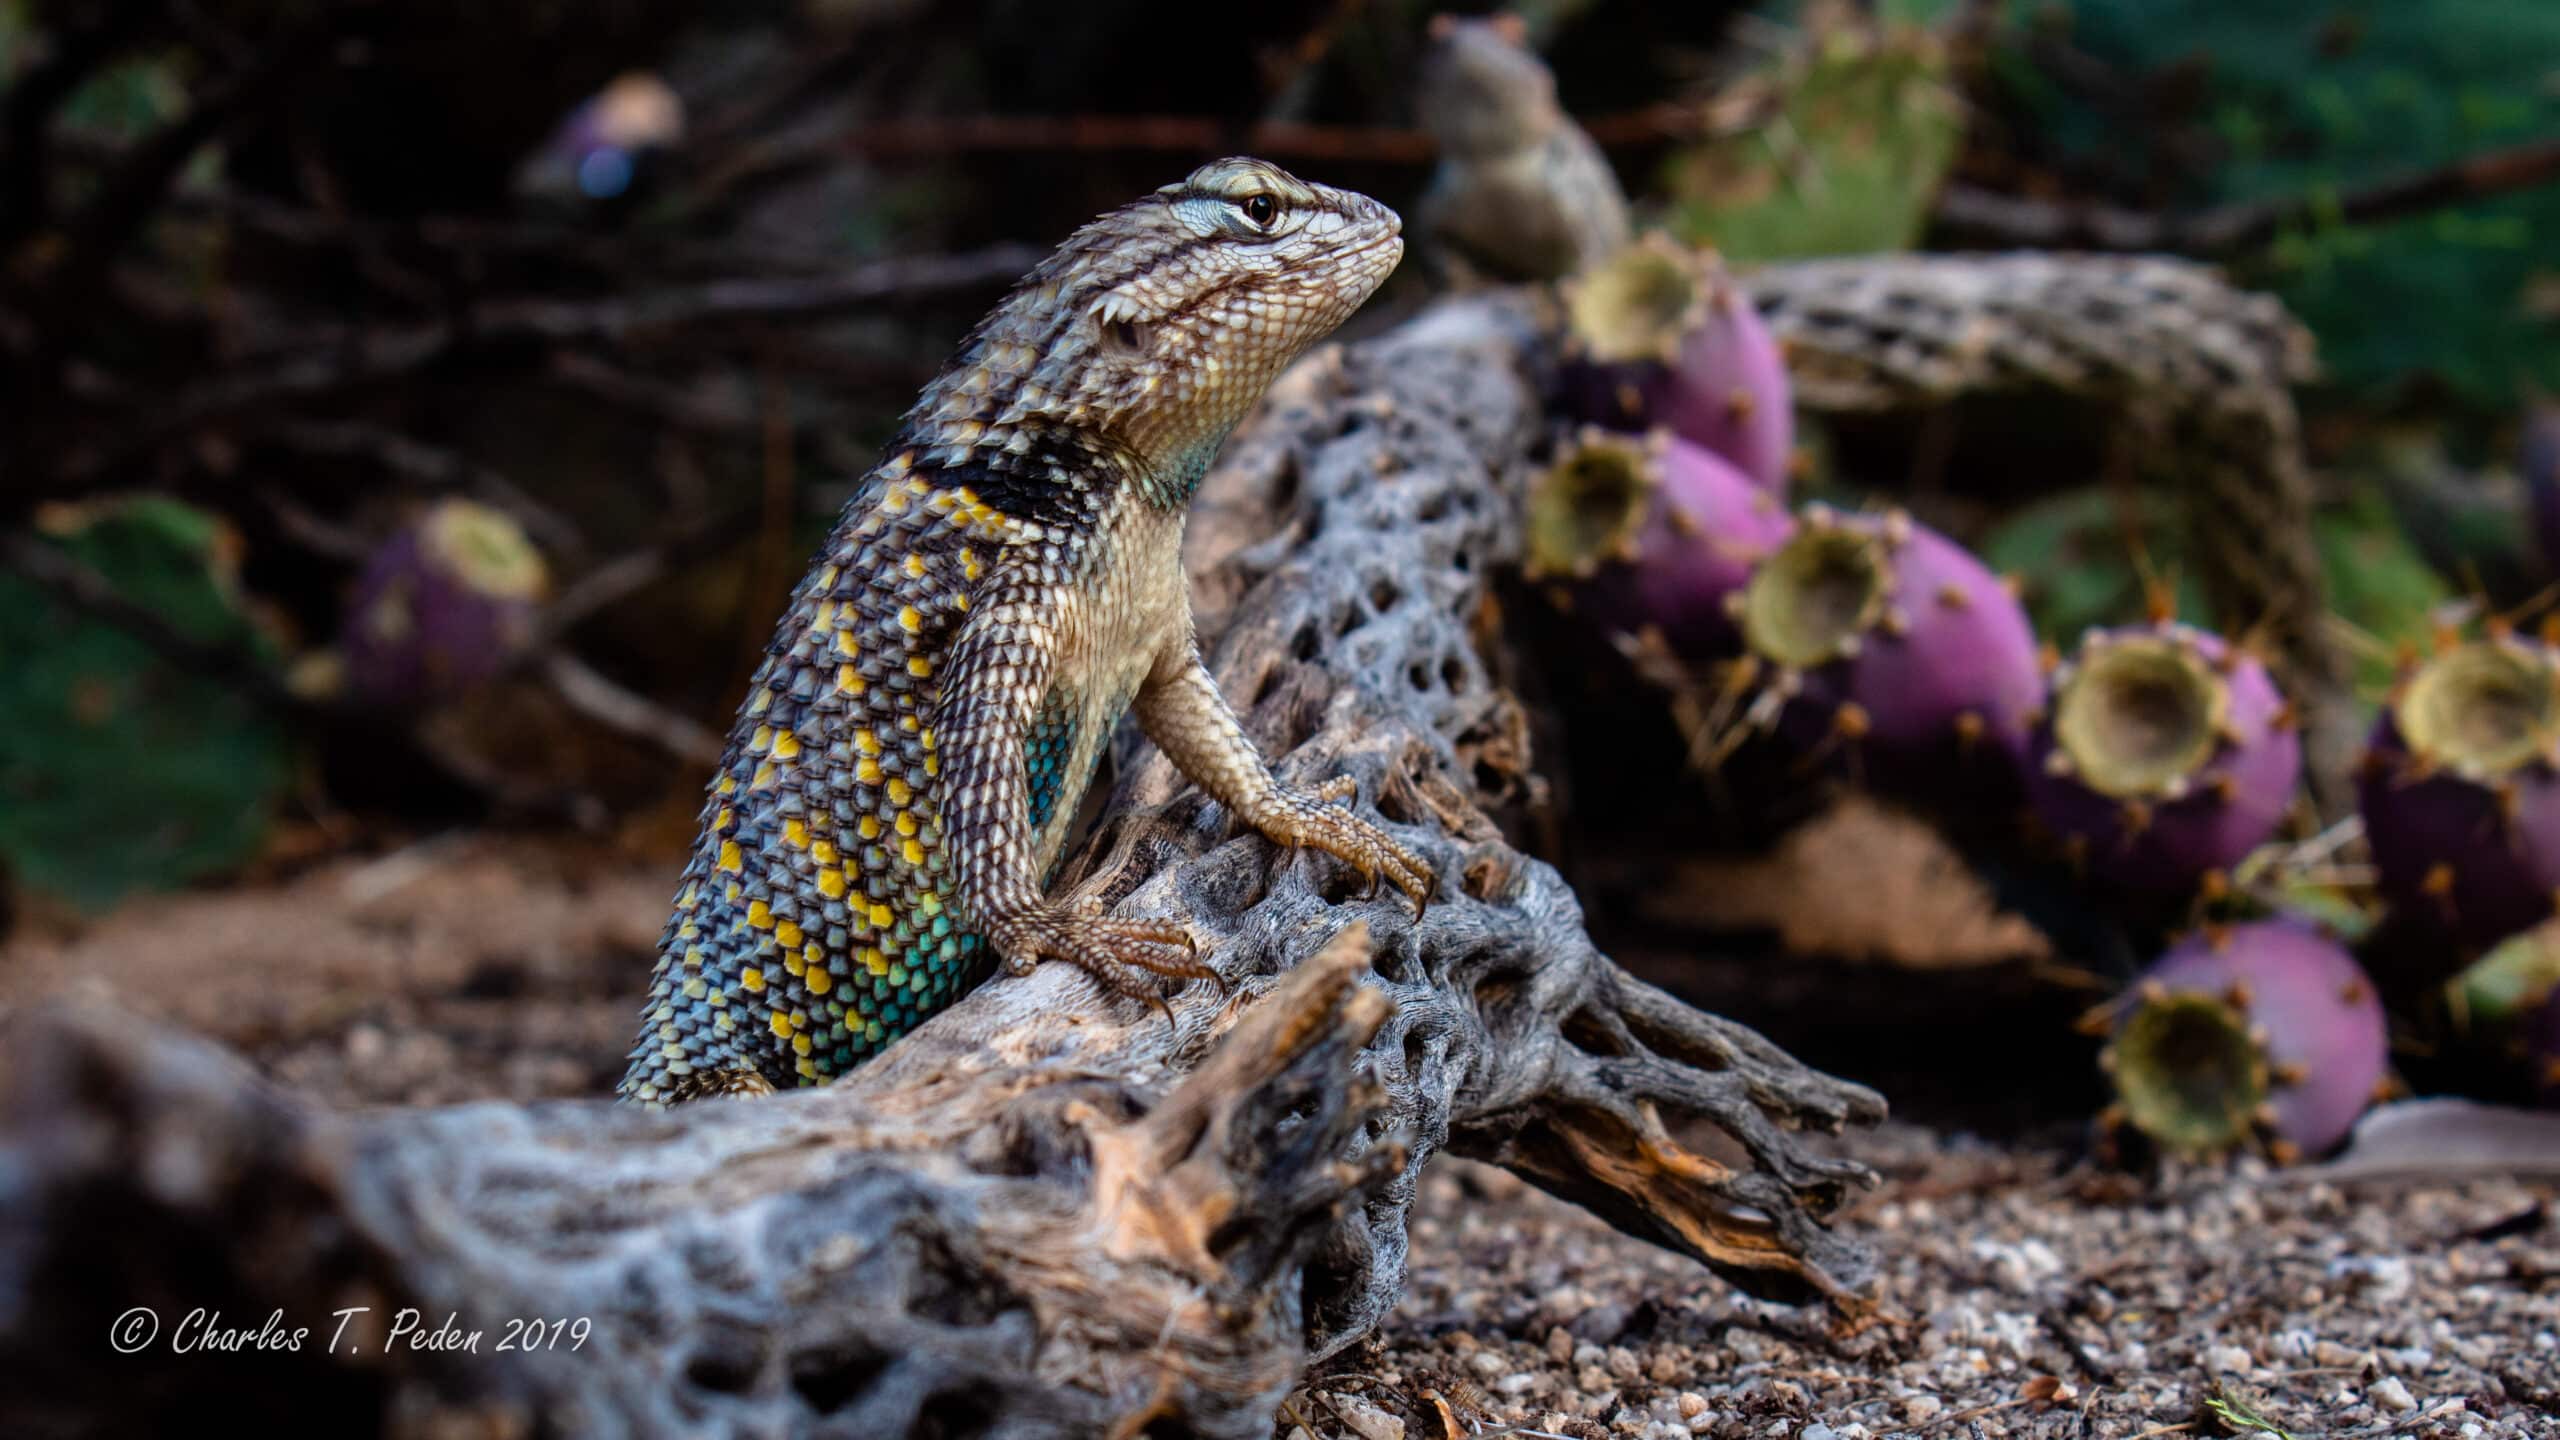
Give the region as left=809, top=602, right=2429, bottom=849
left=1300, top=1142, right=2557, bottom=1440
left=6, top=838, right=2555, bottom=1438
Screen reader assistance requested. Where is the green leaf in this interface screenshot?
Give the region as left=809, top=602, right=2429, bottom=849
left=2206, top=1390, right=2300, bottom=1440
left=1997, top=0, right=2560, bottom=407
left=1977, top=487, right=2210, bottom=645
left=2312, top=484, right=2456, bottom=695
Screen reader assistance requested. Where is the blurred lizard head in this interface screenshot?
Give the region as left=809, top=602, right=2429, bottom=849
left=907, top=158, right=1403, bottom=498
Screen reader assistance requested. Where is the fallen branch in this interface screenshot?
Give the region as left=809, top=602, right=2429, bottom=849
left=1933, top=136, right=2560, bottom=257
left=47, top=243, right=1044, bottom=493
left=0, top=296, right=1882, bottom=1438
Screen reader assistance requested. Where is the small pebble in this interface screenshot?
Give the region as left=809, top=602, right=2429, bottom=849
left=2204, top=1344, right=2254, bottom=1375
left=1676, top=1393, right=1707, bottom=1419
left=2370, top=1377, right=2416, bottom=1413
left=1572, top=1301, right=1632, bottom=1343
left=1334, top=1397, right=1405, bottom=1440
left=1903, top=1395, right=1942, bottom=1424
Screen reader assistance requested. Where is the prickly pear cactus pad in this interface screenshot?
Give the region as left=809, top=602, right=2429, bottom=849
left=1663, top=25, right=1964, bottom=263
left=0, top=498, right=294, bottom=910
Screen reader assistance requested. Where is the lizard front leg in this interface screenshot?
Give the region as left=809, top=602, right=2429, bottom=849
left=1136, top=636, right=1434, bottom=910
left=938, top=579, right=1216, bottom=1010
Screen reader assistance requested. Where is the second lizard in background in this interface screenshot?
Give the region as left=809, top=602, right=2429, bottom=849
left=1415, top=13, right=1630, bottom=285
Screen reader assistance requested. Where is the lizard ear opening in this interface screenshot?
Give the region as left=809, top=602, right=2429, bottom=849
left=1100, top=317, right=1154, bottom=357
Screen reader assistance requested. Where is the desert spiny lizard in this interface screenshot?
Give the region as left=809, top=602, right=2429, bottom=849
left=620, top=158, right=1432, bottom=1104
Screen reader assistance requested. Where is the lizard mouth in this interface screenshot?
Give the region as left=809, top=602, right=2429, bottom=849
left=1326, top=229, right=1406, bottom=308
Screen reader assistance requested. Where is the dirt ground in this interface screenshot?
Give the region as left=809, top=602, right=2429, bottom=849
left=4, top=834, right=2555, bottom=1438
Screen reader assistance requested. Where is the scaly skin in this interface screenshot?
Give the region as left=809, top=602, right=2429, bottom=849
left=621, top=158, right=1432, bottom=1104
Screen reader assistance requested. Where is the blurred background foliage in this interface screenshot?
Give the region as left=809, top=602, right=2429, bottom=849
left=1988, top=0, right=2560, bottom=412
left=1, top=0, right=2556, bottom=918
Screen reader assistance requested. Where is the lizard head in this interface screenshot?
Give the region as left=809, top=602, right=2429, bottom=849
left=909, top=158, right=1402, bottom=499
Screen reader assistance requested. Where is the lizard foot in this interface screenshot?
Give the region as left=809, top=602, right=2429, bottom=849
left=989, top=906, right=1218, bottom=1029
left=1259, top=775, right=1435, bottom=917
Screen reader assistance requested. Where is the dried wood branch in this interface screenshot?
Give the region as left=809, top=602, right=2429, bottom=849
left=1934, top=136, right=2560, bottom=257
left=0, top=296, right=1882, bottom=1439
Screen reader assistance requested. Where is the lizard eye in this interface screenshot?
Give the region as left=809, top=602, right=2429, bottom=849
left=1237, top=193, right=1278, bottom=228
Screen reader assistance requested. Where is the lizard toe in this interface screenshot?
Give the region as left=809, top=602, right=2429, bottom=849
left=998, top=907, right=1216, bottom=1018
left=1268, top=783, right=1437, bottom=916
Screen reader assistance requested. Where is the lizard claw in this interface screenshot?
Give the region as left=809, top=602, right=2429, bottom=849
left=987, top=905, right=1217, bottom=1029
left=1261, top=775, right=1434, bottom=919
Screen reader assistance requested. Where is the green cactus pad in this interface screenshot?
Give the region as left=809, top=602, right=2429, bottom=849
left=0, top=497, right=294, bottom=911
left=1661, top=27, right=1963, bottom=262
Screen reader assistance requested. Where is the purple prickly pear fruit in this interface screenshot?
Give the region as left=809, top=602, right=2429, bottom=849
left=2358, top=635, right=2560, bottom=951
left=1736, top=505, right=2044, bottom=783
left=1523, top=428, right=1793, bottom=654
left=2105, top=918, right=2389, bottom=1161
left=1558, top=234, right=1795, bottom=494
left=2027, top=622, right=2302, bottom=896
left=340, top=499, right=548, bottom=706
left=541, top=72, right=685, bottom=201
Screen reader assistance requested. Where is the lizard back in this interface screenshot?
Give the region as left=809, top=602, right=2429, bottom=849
left=621, top=159, right=1403, bottom=1102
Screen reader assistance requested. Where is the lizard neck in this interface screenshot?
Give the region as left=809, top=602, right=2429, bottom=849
left=1135, top=429, right=1230, bottom=511
left=880, top=416, right=1202, bottom=533
left=886, top=410, right=1221, bottom=523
